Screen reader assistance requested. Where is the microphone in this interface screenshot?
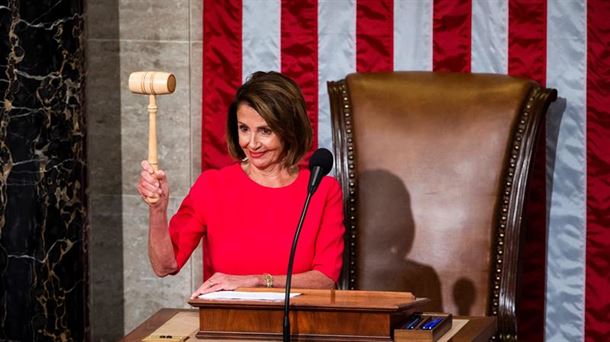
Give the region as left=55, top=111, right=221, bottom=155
left=283, top=148, right=334, bottom=342
left=307, top=148, right=334, bottom=194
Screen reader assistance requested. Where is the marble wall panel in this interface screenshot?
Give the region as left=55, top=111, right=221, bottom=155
left=86, top=35, right=125, bottom=341
left=86, top=0, right=119, bottom=40
left=85, top=0, right=205, bottom=337
left=122, top=194, right=192, bottom=332
left=189, top=41, right=202, bottom=184
left=0, top=0, right=88, bottom=340
left=88, top=194, right=123, bottom=342
left=190, top=0, right=203, bottom=42
left=86, top=39, right=122, bottom=193
left=119, top=0, right=190, bottom=41
left=189, top=41, right=203, bottom=289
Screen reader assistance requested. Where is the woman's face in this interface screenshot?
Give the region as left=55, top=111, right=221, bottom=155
left=237, top=103, right=284, bottom=171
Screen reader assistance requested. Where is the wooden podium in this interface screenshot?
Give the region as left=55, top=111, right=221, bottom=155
left=187, top=288, right=429, bottom=341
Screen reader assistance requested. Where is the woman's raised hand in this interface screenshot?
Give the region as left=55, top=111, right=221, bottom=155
left=137, top=160, right=169, bottom=208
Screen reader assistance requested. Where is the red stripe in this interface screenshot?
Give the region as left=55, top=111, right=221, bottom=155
left=586, top=0, right=610, bottom=340
left=508, top=0, right=547, bottom=83
left=356, top=0, right=393, bottom=72
left=508, top=1, right=547, bottom=341
left=432, top=0, right=472, bottom=72
left=281, top=0, right=318, bottom=159
left=202, top=0, right=242, bottom=170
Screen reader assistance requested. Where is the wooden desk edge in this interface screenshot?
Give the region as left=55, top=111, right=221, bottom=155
left=120, top=308, right=194, bottom=342
left=448, top=316, right=497, bottom=342
left=122, top=309, right=497, bottom=342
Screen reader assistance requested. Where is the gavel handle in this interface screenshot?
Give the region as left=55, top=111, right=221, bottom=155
left=147, top=94, right=160, bottom=204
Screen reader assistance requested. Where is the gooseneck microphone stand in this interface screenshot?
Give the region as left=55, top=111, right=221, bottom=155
left=282, top=192, right=313, bottom=342
left=282, top=148, right=333, bottom=342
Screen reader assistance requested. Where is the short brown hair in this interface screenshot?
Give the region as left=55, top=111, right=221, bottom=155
left=226, top=71, right=312, bottom=167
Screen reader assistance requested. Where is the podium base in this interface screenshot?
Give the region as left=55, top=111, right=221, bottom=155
left=189, top=288, right=429, bottom=341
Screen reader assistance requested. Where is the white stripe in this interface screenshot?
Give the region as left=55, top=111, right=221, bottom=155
left=242, top=0, right=280, bottom=82
left=318, top=0, right=356, bottom=152
left=394, top=0, right=433, bottom=71
left=471, top=0, right=507, bottom=73
left=545, top=1, right=587, bottom=341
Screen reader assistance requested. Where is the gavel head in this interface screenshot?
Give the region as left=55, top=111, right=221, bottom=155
left=129, top=71, right=176, bottom=95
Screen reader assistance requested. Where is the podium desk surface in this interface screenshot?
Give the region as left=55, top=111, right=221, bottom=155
left=189, top=288, right=421, bottom=310
left=121, top=308, right=497, bottom=342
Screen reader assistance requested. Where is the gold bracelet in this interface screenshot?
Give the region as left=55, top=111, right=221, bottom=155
left=263, top=273, right=273, bottom=288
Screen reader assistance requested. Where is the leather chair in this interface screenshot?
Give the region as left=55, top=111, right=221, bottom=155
left=327, top=71, right=556, bottom=340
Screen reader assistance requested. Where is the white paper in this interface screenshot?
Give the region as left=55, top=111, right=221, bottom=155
left=198, top=291, right=301, bottom=301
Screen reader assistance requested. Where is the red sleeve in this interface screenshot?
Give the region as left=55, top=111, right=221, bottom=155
left=168, top=172, right=211, bottom=272
left=312, top=177, right=345, bottom=283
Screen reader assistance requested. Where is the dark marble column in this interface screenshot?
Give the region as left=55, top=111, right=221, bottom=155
left=0, top=0, right=88, bottom=341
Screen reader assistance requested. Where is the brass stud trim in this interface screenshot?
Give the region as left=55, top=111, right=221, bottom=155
left=336, top=81, right=359, bottom=288
left=490, top=86, right=543, bottom=324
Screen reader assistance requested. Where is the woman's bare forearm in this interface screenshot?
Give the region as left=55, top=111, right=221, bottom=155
left=148, top=206, right=178, bottom=276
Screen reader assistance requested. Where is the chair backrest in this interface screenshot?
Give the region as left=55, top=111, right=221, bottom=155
left=327, top=71, right=556, bottom=340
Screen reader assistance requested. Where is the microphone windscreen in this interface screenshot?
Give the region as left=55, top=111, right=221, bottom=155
left=309, top=148, right=334, bottom=176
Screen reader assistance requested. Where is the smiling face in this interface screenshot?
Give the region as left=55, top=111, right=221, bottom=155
left=226, top=72, right=312, bottom=168
left=237, top=103, right=284, bottom=172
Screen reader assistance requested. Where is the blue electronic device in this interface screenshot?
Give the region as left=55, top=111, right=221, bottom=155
left=403, top=314, right=423, bottom=330
left=420, top=317, right=444, bottom=330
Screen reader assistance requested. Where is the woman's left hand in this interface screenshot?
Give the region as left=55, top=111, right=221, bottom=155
left=190, top=272, right=261, bottom=298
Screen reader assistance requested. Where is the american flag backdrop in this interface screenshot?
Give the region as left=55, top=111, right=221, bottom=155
left=200, top=1, right=610, bottom=341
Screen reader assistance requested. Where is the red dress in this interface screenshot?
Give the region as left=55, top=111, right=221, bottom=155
left=168, top=163, right=345, bottom=282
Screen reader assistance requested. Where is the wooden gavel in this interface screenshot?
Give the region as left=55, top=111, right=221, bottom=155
left=129, top=71, right=176, bottom=203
